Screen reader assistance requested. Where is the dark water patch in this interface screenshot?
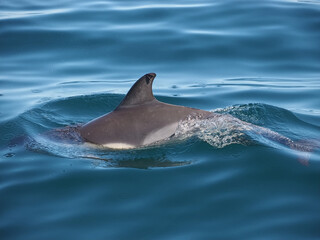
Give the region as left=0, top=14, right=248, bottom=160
left=3, top=152, right=15, bottom=158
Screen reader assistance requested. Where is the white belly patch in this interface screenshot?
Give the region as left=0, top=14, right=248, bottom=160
left=84, top=123, right=178, bottom=149
left=102, top=143, right=136, bottom=149
left=84, top=142, right=135, bottom=150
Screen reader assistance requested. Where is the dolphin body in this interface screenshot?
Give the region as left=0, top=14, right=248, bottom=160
left=10, top=73, right=315, bottom=166
left=80, top=73, right=212, bottom=149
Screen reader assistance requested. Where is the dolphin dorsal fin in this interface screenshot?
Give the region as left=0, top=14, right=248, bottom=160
left=116, top=73, right=156, bottom=109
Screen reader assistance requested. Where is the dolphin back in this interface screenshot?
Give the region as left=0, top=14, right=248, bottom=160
left=80, top=73, right=211, bottom=148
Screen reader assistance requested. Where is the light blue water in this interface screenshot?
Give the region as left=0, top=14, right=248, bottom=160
left=1, top=0, right=320, bottom=239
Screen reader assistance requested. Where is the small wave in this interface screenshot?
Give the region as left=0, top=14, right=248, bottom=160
left=110, top=3, right=213, bottom=11
left=5, top=97, right=319, bottom=168
left=24, top=134, right=191, bottom=169
left=172, top=105, right=320, bottom=165
left=0, top=9, right=70, bottom=20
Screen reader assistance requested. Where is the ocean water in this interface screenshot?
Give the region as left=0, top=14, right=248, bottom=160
left=1, top=0, right=320, bottom=239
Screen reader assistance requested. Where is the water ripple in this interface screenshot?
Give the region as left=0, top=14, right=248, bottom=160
left=110, top=3, right=213, bottom=11
left=0, top=8, right=70, bottom=20
left=1, top=1, right=320, bottom=239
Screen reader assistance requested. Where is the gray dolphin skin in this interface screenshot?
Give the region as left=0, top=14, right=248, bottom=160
left=80, top=73, right=212, bottom=149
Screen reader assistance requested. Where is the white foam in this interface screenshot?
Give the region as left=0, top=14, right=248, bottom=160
left=174, top=113, right=253, bottom=148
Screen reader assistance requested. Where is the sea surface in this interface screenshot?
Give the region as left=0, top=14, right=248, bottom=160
left=1, top=0, right=320, bottom=239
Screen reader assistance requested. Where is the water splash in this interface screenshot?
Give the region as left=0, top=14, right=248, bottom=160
left=172, top=105, right=319, bottom=165
left=174, top=113, right=252, bottom=148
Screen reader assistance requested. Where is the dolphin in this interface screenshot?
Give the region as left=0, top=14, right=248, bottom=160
left=80, top=73, right=212, bottom=149
left=8, top=73, right=316, bottom=166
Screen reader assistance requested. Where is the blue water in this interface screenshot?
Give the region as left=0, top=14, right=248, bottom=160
left=1, top=0, right=320, bottom=239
